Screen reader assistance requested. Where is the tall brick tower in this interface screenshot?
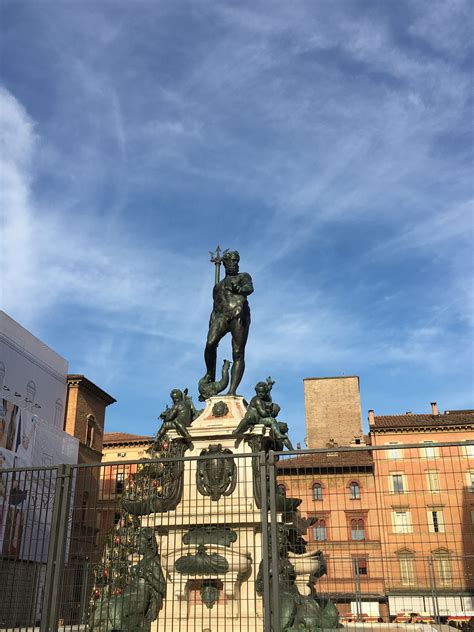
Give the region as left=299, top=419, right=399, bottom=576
left=304, top=376, right=363, bottom=448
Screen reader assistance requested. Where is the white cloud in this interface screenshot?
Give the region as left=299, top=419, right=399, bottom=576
left=0, top=88, right=37, bottom=316
left=0, top=87, right=207, bottom=340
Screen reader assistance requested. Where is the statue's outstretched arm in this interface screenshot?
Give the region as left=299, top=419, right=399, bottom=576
left=238, top=273, right=254, bottom=296
left=253, top=399, right=268, bottom=418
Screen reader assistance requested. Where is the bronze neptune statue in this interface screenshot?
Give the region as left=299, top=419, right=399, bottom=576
left=203, top=248, right=253, bottom=396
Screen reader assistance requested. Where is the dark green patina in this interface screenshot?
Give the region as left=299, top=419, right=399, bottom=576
left=256, top=525, right=340, bottom=631
left=233, top=378, right=294, bottom=450
left=198, top=359, right=231, bottom=401
left=89, top=527, right=166, bottom=632
left=204, top=249, right=253, bottom=396
left=121, top=438, right=187, bottom=515
left=154, top=388, right=197, bottom=448
left=200, top=583, right=221, bottom=609
left=196, top=443, right=237, bottom=501
left=175, top=544, right=229, bottom=575
left=211, top=400, right=229, bottom=417
left=182, top=526, right=237, bottom=547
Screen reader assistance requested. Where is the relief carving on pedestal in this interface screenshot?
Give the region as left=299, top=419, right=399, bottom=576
left=196, top=443, right=237, bottom=501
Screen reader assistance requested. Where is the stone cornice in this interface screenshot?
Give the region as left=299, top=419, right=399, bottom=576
left=67, top=374, right=116, bottom=406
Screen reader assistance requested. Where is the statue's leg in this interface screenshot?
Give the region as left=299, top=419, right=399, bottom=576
left=204, top=313, right=228, bottom=382
left=283, top=436, right=294, bottom=451
left=155, top=422, right=169, bottom=443
left=232, top=415, right=253, bottom=436
left=175, top=421, right=193, bottom=447
left=228, top=317, right=250, bottom=395
left=269, top=419, right=285, bottom=439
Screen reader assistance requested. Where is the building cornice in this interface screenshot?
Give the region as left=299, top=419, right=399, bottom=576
left=67, top=374, right=116, bottom=406
left=103, top=439, right=153, bottom=448
left=371, top=424, right=473, bottom=434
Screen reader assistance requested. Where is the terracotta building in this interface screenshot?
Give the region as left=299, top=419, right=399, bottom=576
left=369, top=405, right=474, bottom=616
left=98, top=432, right=153, bottom=534
left=277, top=447, right=387, bottom=620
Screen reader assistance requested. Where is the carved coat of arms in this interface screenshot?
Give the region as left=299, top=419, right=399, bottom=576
left=196, top=444, right=237, bottom=501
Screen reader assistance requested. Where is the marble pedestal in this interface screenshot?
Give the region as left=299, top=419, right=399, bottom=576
left=146, top=396, right=266, bottom=632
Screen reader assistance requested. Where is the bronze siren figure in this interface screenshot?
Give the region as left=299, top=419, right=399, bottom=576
left=203, top=247, right=254, bottom=396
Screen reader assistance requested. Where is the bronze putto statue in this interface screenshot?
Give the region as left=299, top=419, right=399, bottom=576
left=233, top=378, right=294, bottom=450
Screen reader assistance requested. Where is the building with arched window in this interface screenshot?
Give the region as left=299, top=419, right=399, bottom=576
left=349, top=481, right=361, bottom=500
left=312, top=482, right=323, bottom=500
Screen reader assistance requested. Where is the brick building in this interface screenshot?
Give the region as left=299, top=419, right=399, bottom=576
left=60, top=376, right=116, bottom=624
left=65, top=374, right=116, bottom=465
left=369, top=405, right=474, bottom=616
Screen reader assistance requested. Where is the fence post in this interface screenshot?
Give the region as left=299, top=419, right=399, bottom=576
left=428, top=555, right=441, bottom=624
left=267, top=450, right=281, bottom=632
left=353, top=559, right=363, bottom=621
left=79, top=559, right=91, bottom=623
left=41, top=464, right=73, bottom=632
left=259, top=450, right=272, bottom=632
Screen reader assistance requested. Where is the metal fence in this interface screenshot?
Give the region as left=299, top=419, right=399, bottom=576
left=0, top=441, right=473, bottom=630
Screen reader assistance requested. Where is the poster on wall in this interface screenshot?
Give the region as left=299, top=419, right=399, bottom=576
left=0, top=397, right=79, bottom=562
left=17, top=422, right=78, bottom=563
left=0, top=448, right=15, bottom=552
left=0, top=399, right=19, bottom=452
left=32, top=419, right=78, bottom=468
left=2, top=455, right=29, bottom=559
left=14, top=453, right=51, bottom=563
left=14, top=411, right=37, bottom=463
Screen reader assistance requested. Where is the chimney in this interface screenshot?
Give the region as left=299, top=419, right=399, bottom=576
left=431, top=401, right=438, bottom=416
left=368, top=410, right=375, bottom=426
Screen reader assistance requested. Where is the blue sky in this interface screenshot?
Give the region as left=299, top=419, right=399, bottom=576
left=1, top=1, right=473, bottom=446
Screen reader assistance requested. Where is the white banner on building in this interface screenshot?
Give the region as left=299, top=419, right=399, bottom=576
left=0, top=400, right=79, bottom=562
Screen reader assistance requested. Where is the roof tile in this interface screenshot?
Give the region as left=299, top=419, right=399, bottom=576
left=373, top=411, right=474, bottom=429
left=277, top=449, right=373, bottom=471
left=103, top=432, right=153, bottom=444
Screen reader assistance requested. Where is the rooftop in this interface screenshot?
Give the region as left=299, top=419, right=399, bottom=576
left=277, top=448, right=373, bottom=471
left=373, top=409, right=474, bottom=430
left=103, top=432, right=153, bottom=445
